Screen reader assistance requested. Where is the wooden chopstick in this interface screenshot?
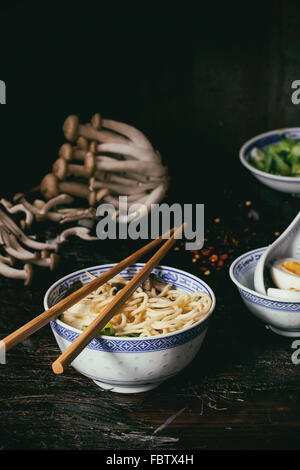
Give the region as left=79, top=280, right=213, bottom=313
left=1, top=227, right=176, bottom=353
left=52, top=223, right=185, bottom=374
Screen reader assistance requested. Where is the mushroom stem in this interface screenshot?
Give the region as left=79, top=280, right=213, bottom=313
left=0, top=208, right=56, bottom=251
left=102, top=117, right=153, bottom=150
left=0, top=253, right=15, bottom=266
left=60, top=227, right=98, bottom=243
left=30, top=252, right=60, bottom=270
left=95, top=143, right=160, bottom=163
left=41, top=194, right=74, bottom=214
left=0, top=228, right=40, bottom=261
left=87, top=155, right=167, bottom=177
left=0, top=199, right=34, bottom=230
left=0, top=261, right=34, bottom=285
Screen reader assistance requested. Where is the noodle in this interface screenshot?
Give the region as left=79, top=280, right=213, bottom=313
left=61, top=274, right=212, bottom=337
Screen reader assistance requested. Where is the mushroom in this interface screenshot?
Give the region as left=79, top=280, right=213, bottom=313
left=0, top=252, right=15, bottom=266
left=40, top=193, right=74, bottom=214
left=91, top=113, right=153, bottom=150
left=40, top=173, right=96, bottom=206
left=31, top=252, right=60, bottom=270
left=58, top=143, right=90, bottom=162
left=62, top=115, right=128, bottom=145
left=35, top=211, right=64, bottom=223
left=0, top=208, right=56, bottom=251
left=59, top=226, right=98, bottom=243
left=13, top=193, right=41, bottom=216
left=77, top=136, right=89, bottom=150
left=52, top=158, right=94, bottom=180
left=0, top=198, right=34, bottom=230
left=0, top=261, right=34, bottom=285
left=142, top=274, right=167, bottom=295
left=0, top=227, right=40, bottom=261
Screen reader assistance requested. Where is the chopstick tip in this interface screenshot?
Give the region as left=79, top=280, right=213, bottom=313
left=52, top=360, right=64, bottom=375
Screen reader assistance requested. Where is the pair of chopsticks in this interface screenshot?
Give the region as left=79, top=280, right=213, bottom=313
left=0, top=223, right=185, bottom=374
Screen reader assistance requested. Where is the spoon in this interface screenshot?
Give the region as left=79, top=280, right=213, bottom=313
left=254, top=211, right=300, bottom=294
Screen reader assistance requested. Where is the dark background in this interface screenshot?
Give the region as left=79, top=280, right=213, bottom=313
left=0, top=0, right=299, bottom=213
left=1, top=1, right=300, bottom=451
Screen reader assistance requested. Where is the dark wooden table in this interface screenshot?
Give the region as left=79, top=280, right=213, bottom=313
left=0, top=181, right=300, bottom=451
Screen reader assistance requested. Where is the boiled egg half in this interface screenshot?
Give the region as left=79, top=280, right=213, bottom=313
left=269, top=258, right=300, bottom=301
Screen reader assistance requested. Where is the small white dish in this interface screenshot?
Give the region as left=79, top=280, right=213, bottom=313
left=240, top=128, right=300, bottom=194
left=230, top=247, right=300, bottom=337
left=254, top=211, right=300, bottom=294
left=44, top=263, right=216, bottom=393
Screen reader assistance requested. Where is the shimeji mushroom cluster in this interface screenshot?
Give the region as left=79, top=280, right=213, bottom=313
left=0, top=114, right=169, bottom=284
left=41, top=113, right=169, bottom=217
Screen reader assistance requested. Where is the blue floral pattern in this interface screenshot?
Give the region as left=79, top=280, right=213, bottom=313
left=46, top=263, right=213, bottom=353
left=51, top=317, right=209, bottom=353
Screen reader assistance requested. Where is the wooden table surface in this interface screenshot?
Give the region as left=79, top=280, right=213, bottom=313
left=0, top=183, right=299, bottom=451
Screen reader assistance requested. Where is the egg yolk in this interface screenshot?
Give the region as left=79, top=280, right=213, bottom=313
left=283, top=261, right=300, bottom=276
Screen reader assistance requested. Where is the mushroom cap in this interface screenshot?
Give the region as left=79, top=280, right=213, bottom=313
left=84, top=152, right=96, bottom=178
left=59, top=143, right=73, bottom=161
left=53, top=158, right=68, bottom=181
left=91, top=113, right=102, bottom=130
left=24, top=263, right=34, bottom=286
left=49, top=252, right=60, bottom=271
left=77, top=136, right=89, bottom=150
left=40, top=174, right=60, bottom=200
left=63, top=114, right=79, bottom=142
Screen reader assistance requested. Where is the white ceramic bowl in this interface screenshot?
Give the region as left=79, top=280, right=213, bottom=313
left=230, top=247, right=300, bottom=337
left=44, top=263, right=216, bottom=393
left=240, top=128, right=300, bottom=194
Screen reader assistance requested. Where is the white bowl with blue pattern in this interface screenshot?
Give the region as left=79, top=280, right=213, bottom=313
left=240, top=128, right=300, bottom=194
left=44, top=263, right=216, bottom=393
left=230, top=247, right=300, bottom=337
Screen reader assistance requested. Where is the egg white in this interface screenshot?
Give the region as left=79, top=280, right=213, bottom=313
left=267, top=287, right=300, bottom=301
left=270, top=258, right=300, bottom=291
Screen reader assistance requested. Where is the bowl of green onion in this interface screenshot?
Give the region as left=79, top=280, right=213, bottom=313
left=240, top=128, right=300, bottom=194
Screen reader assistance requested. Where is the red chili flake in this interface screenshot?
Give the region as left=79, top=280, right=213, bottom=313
left=220, top=254, right=228, bottom=260
left=217, top=260, right=224, bottom=267
left=209, top=254, right=218, bottom=263
left=244, top=228, right=249, bottom=232
left=191, top=250, right=199, bottom=254
left=195, top=254, right=200, bottom=259
left=202, top=249, right=211, bottom=256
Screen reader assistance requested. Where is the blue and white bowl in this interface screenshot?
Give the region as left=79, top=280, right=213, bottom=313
left=44, top=263, right=216, bottom=393
left=240, top=128, right=300, bottom=194
left=229, top=247, right=300, bottom=337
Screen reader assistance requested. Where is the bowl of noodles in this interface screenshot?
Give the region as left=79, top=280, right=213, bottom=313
left=44, top=263, right=216, bottom=393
